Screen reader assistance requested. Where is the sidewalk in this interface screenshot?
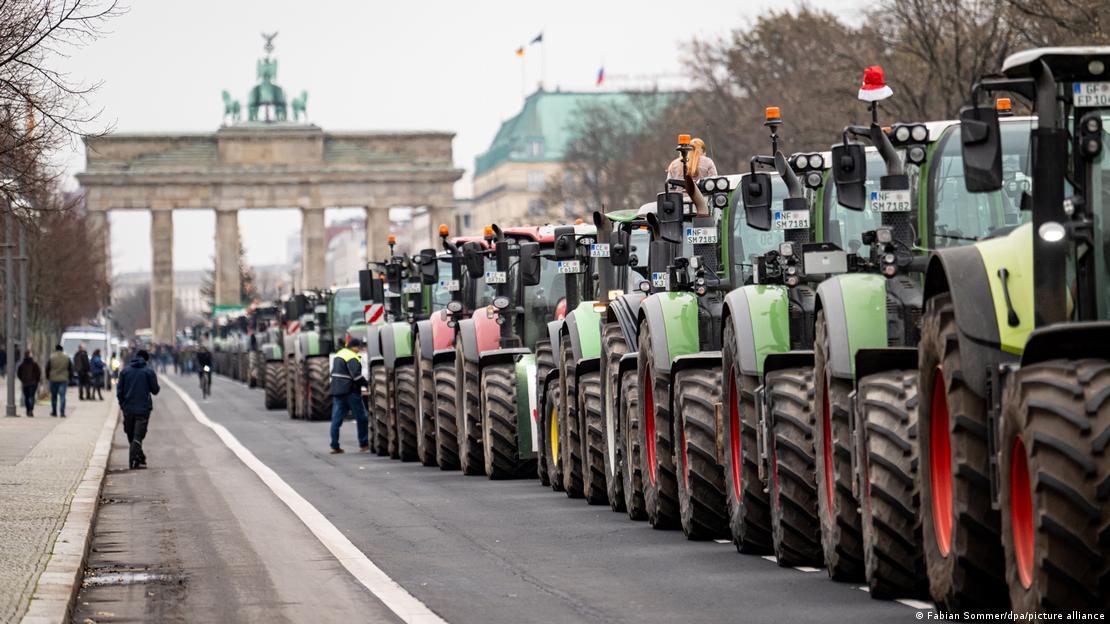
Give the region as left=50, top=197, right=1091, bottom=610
left=0, top=385, right=117, bottom=624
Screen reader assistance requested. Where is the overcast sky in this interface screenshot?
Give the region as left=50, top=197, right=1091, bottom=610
left=59, top=0, right=865, bottom=274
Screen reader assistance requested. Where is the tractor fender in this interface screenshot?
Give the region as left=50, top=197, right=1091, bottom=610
left=724, top=285, right=791, bottom=378
left=763, top=350, right=814, bottom=377
left=607, top=292, right=644, bottom=346
left=854, top=347, right=917, bottom=381
left=457, top=318, right=479, bottom=364
left=380, top=322, right=413, bottom=370
left=637, top=292, right=700, bottom=377
left=561, top=303, right=603, bottom=362
left=470, top=308, right=500, bottom=355
left=671, top=352, right=722, bottom=379
left=364, top=324, right=382, bottom=360
left=430, top=309, right=455, bottom=350
left=545, top=321, right=562, bottom=357
left=1021, top=322, right=1110, bottom=367
left=815, top=274, right=889, bottom=380
left=574, top=356, right=601, bottom=380
left=415, top=319, right=434, bottom=363
left=478, top=347, right=531, bottom=370
left=612, top=351, right=639, bottom=407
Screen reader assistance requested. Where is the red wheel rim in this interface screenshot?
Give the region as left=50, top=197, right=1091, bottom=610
left=645, top=365, right=657, bottom=485
left=929, top=365, right=954, bottom=556
left=1010, top=436, right=1034, bottom=589
left=729, top=367, right=742, bottom=499
left=821, top=378, right=834, bottom=522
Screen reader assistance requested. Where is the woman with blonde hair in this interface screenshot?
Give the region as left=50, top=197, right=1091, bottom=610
left=665, top=137, right=717, bottom=183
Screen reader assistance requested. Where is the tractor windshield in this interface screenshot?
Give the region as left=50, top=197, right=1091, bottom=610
left=520, top=254, right=567, bottom=348
left=431, top=257, right=455, bottom=311
left=331, top=287, right=364, bottom=338
left=1092, top=113, right=1110, bottom=320
left=929, top=118, right=1035, bottom=247
left=731, top=179, right=787, bottom=284
left=823, top=152, right=886, bottom=254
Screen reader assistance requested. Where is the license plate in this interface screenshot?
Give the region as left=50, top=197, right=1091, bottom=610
left=557, top=260, right=584, bottom=274
left=403, top=283, right=422, bottom=294
left=685, top=227, right=718, bottom=244
left=484, top=271, right=507, bottom=284
left=651, top=272, right=669, bottom=289
left=438, top=279, right=459, bottom=292
left=772, top=210, right=810, bottom=230
left=589, top=244, right=610, bottom=258
left=870, top=189, right=911, bottom=212
left=1073, top=82, right=1110, bottom=107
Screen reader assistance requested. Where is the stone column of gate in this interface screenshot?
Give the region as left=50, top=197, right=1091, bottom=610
left=85, top=209, right=111, bottom=286
left=364, top=206, right=391, bottom=265
left=300, top=206, right=326, bottom=290
left=214, top=209, right=241, bottom=306
left=149, top=208, right=175, bottom=344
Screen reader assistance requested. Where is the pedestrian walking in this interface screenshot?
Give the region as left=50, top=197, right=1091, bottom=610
left=75, top=343, right=91, bottom=400
left=45, top=345, right=72, bottom=417
left=329, top=337, right=368, bottom=454
left=90, top=349, right=106, bottom=400
left=116, top=349, right=160, bottom=469
left=16, top=350, right=41, bottom=417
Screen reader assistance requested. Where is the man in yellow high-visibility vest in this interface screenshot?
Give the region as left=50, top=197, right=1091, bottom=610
left=329, top=337, right=368, bottom=453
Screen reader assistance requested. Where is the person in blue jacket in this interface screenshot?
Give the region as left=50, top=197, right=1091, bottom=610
left=329, top=337, right=368, bottom=454
left=116, top=350, right=161, bottom=469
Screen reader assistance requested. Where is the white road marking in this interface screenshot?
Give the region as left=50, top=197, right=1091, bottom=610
left=793, top=566, right=821, bottom=573
left=713, top=539, right=731, bottom=544
left=165, top=377, right=447, bottom=624
left=896, top=599, right=935, bottom=610
left=761, top=555, right=778, bottom=563
left=858, top=586, right=870, bottom=593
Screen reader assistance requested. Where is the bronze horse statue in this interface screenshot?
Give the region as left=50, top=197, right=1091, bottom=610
left=222, top=90, right=241, bottom=124
left=292, top=90, right=308, bottom=122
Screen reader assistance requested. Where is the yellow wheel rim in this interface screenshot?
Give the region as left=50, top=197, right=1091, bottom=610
left=550, top=404, right=559, bottom=462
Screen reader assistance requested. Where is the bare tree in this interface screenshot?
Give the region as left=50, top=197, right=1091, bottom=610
left=1006, top=0, right=1108, bottom=46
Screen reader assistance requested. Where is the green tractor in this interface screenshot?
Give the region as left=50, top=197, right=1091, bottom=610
left=259, top=302, right=288, bottom=410
left=247, top=303, right=280, bottom=390
left=916, top=47, right=1109, bottom=613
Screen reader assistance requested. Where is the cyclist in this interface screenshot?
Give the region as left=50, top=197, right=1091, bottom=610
left=195, top=345, right=213, bottom=398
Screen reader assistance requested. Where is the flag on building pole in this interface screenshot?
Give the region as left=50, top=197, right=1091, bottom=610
left=515, top=46, right=525, bottom=57
left=596, top=66, right=605, bottom=87
left=530, top=32, right=543, bottom=45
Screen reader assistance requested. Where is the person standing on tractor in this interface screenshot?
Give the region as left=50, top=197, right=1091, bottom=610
left=116, top=350, right=160, bottom=469
left=16, top=350, right=41, bottom=417
left=328, top=337, right=369, bottom=454
left=45, top=345, right=71, bottom=417
left=74, top=343, right=91, bottom=400
left=665, top=137, right=717, bottom=183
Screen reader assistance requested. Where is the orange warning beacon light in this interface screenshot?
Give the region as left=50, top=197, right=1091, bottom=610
left=439, top=223, right=450, bottom=237
left=996, top=97, right=1013, bottom=116
left=677, top=134, right=691, bottom=145
left=387, top=234, right=396, bottom=245
left=483, top=225, right=494, bottom=238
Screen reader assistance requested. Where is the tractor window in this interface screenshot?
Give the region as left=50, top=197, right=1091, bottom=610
left=1093, top=114, right=1110, bottom=320
left=929, top=119, right=1035, bottom=247
left=732, top=179, right=786, bottom=284
left=431, top=258, right=455, bottom=311
left=331, top=287, right=363, bottom=337
left=522, top=254, right=567, bottom=348
left=823, top=152, right=886, bottom=254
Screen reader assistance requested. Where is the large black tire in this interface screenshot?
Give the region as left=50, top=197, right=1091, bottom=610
left=559, top=336, right=585, bottom=498
left=813, top=310, right=864, bottom=580
left=371, top=364, right=390, bottom=456
left=307, top=358, right=331, bottom=422
left=434, top=361, right=460, bottom=470
left=542, top=381, right=564, bottom=491
left=917, top=294, right=1007, bottom=609
left=674, top=366, right=728, bottom=540
left=455, top=340, right=485, bottom=476
left=857, top=370, right=927, bottom=598
left=285, top=359, right=298, bottom=419
left=415, top=352, right=437, bottom=467
left=638, top=320, right=679, bottom=529
left=534, top=341, right=555, bottom=487
left=248, top=352, right=262, bottom=388
left=264, top=360, right=286, bottom=410
left=620, top=369, right=646, bottom=520
left=766, top=367, right=822, bottom=567
left=579, top=369, right=607, bottom=504
left=721, top=322, right=772, bottom=553
left=999, top=359, right=1109, bottom=613
left=600, top=322, right=627, bottom=513
left=394, top=364, right=419, bottom=462
left=481, top=362, right=535, bottom=479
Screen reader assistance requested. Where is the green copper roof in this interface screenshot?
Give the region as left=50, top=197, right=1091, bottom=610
left=475, top=90, right=674, bottom=177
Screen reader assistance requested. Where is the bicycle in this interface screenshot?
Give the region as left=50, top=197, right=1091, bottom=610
left=200, top=365, right=212, bottom=399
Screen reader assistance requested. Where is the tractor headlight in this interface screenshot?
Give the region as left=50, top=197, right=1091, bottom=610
left=447, top=300, right=463, bottom=313
left=876, top=228, right=893, bottom=244
left=794, top=154, right=808, bottom=170
left=779, top=242, right=793, bottom=257
left=911, top=125, right=928, bottom=142
left=895, top=126, right=911, bottom=142
left=713, top=193, right=728, bottom=208
left=808, top=154, right=824, bottom=169
left=639, top=280, right=651, bottom=293
left=493, top=296, right=510, bottom=310
left=1038, top=221, right=1066, bottom=243
left=907, top=145, right=927, bottom=164
left=806, top=172, right=823, bottom=188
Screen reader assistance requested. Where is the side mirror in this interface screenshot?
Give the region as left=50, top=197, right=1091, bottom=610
left=554, top=226, right=576, bottom=260
left=419, top=249, right=438, bottom=285
left=520, top=242, right=541, bottom=286
left=462, top=241, right=485, bottom=279
left=831, top=142, right=867, bottom=210
left=294, top=294, right=308, bottom=317
left=610, top=229, right=631, bottom=266
left=740, top=172, right=773, bottom=231
left=958, top=105, right=1002, bottom=192
left=385, top=263, right=404, bottom=290
left=656, top=192, right=683, bottom=224
left=359, top=269, right=374, bottom=301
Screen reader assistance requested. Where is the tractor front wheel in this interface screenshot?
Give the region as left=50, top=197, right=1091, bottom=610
left=559, top=336, right=585, bottom=498
left=415, top=352, right=438, bottom=466
left=674, top=366, right=728, bottom=540
left=395, top=364, right=419, bottom=461
left=370, top=364, right=390, bottom=455
left=264, top=360, right=286, bottom=410
left=600, top=322, right=628, bottom=513
left=433, top=361, right=460, bottom=470
left=638, top=321, right=678, bottom=530
left=579, top=369, right=607, bottom=505
left=620, top=368, right=646, bottom=520
left=481, top=362, right=533, bottom=479
left=766, top=367, right=822, bottom=567
left=456, top=341, right=485, bottom=476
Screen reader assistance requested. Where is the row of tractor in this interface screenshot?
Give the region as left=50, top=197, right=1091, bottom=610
left=218, top=47, right=1106, bottom=614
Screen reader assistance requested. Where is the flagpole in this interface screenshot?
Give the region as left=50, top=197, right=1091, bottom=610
left=521, top=53, right=526, bottom=100
left=541, top=38, right=546, bottom=91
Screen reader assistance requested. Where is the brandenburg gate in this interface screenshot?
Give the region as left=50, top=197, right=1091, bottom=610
left=76, top=34, right=462, bottom=343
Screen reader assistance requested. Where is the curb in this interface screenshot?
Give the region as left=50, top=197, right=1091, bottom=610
left=21, top=403, right=120, bottom=624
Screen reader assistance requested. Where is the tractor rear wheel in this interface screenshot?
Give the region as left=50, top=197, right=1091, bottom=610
left=579, top=369, right=607, bottom=504
left=721, top=322, right=772, bottom=553
left=559, top=336, right=585, bottom=498
left=857, top=369, right=927, bottom=599
left=248, top=352, right=262, bottom=388
left=306, top=358, right=331, bottom=421
left=766, top=367, right=822, bottom=567
left=674, top=366, right=728, bottom=540
left=481, top=362, right=534, bottom=479
left=285, top=359, right=298, bottom=419
left=371, top=364, right=390, bottom=456
left=620, top=368, right=646, bottom=520
left=814, top=310, right=864, bottom=581
left=433, top=361, right=460, bottom=470
left=456, top=341, right=485, bottom=476
left=917, top=293, right=1007, bottom=609
left=542, top=381, right=564, bottom=491
left=600, top=321, right=627, bottom=512
left=264, top=360, right=286, bottom=410
left=395, top=364, right=419, bottom=462
left=999, top=359, right=1109, bottom=613
left=638, top=320, right=679, bottom=529
left=534, top=342, right=555, bottom=486
left=415, top=353, right=437, bottom=466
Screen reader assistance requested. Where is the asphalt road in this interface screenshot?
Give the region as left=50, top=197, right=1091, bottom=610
left=77, top=372, right=927, bottom=623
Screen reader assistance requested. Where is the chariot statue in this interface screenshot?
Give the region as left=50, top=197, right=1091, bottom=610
left=222, top=32, right=308, bottom=125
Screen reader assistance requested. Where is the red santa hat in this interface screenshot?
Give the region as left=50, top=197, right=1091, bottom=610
left=858, top=65, right=893, bottom=102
